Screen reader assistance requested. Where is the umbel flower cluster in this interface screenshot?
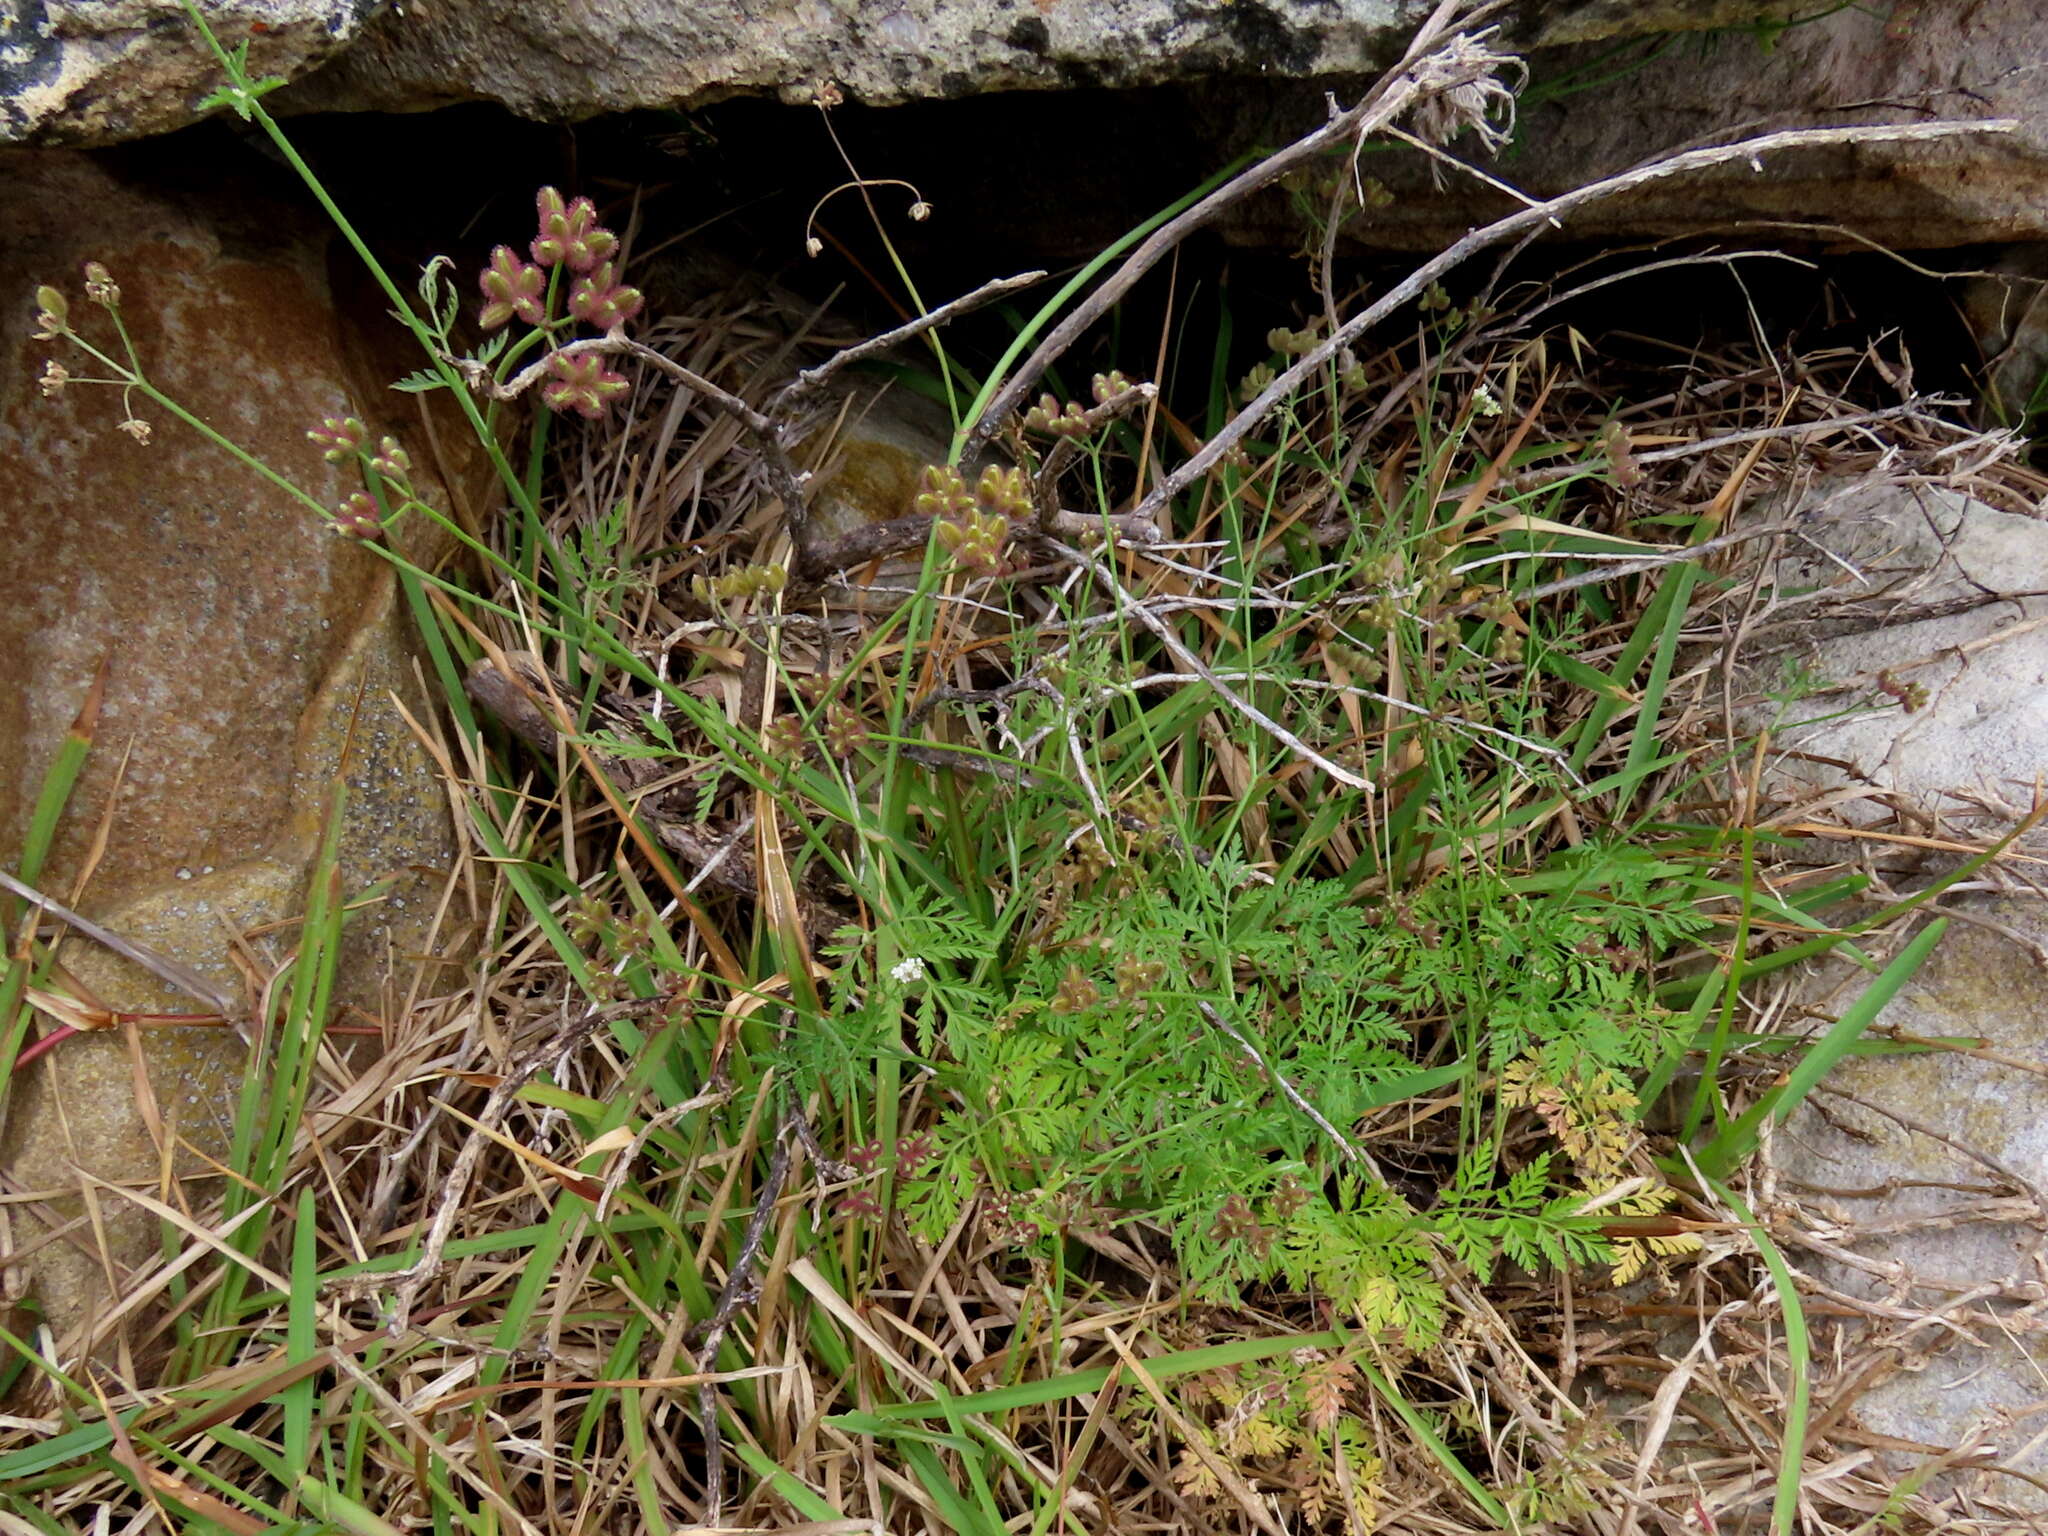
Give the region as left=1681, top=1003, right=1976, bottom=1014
left=480, top=188, right=646, bottom=420
left=914, top=463, right=1029, bottom=572
left=306, top=414, right=417, bottom=539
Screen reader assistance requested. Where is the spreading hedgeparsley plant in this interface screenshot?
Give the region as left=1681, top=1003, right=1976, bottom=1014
left=441, top=187, right=646, bottom=422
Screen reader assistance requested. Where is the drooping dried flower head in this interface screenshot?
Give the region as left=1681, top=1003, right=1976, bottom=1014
left=1407, top=30, right=1525, bottom=169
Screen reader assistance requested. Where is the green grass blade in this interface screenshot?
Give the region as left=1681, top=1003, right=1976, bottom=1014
left=1563, top=561, right=1697, bottom=778
left=1690, top=918, right=1946, bottom=1182
left=902, top=1439, right=1005, bottom=1536
left=832, top=1328, right=1345, bottom=1427
left=0, top=668, right=104, bottom=1094
left=949, top=153, right=1256, bottom=464
left=299, top=1471, right=408, bottom=1536
left=731, top=1437, right=848, bottom=1521
left=1703, top=1173, right=1810, bottom=1536
left=1354, top=1350, right=1510, bottom=1527
left=16, top=663, right=102, bottom=886
left=284, top=1189, right=318, bottom=1480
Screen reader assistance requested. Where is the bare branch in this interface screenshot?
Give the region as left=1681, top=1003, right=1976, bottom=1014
left=1130, top=115, right=2017, bottom=528
left=486, top=333, right=769, bottom=437
left=1199, top=1003, right=1374, bottom=1168
left=481, top=332, right=814, bottom=544
left=691, top=1094, right=802, bottom=1524
left=959, top=1, right=1509, bottom=457
left=1053, top=539, right=1375, bottom=792
left=382, top=996, right=651, bottom=1330
left=1029, top=382, right=1157, bottom=532
left=769, top=269, right=1049, bottom=418
left=1447, top=519, right=1805, bottom=615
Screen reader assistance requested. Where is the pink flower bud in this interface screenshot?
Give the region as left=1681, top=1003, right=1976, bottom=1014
left=479, top=246, right=546, bottom=330
left=540, top=349, right=630, bottom=420
left=307, top=415, right=367, bottom=461
left=567, top=262, right=645, bottom=330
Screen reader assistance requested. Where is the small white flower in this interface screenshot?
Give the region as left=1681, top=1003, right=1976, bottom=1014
left=1471, top=383, right=1501, bottom=418
left=890, top=957, right=926, bottom=985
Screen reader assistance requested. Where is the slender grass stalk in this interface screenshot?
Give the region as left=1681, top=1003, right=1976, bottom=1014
left=1701, top=1169, right=1811, bottom=1536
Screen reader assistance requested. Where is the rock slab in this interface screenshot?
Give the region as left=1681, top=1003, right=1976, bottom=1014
left=1284, top=0, right=2048, bottom=251
left=13, top=0, right=1791, bottom=146
left=1754, top=476, right=2048, bottom=837
left=4, top=0, right=382, bottom=145
left=1777, top=905, right=2048, bottom=1504
left=1751, top=476, right=2048, bottom=1504
left=0, top=149, right=460, bottom=1354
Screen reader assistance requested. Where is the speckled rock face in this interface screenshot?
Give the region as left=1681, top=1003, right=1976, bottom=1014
left=280, top=0, right=1419, bottom=120
left=1738, top=476, right=2048, bottom=1502
left=1775, top=905, right=2048, bottom=1505
left=10, top=0, right=1802, bottom=148
left=1746, top=478, right=2048, bottom=839
left=0, top=150, right=461, bottom=1352
left=2, top=0, right=382, bottom=146
left=1339, top=0, right=2048, bottom=251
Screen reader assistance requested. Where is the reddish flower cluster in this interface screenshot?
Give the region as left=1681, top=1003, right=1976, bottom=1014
left=478, top=246, right=544, bottom=330
left=478, top=187, right=647, bottom=422
left=540, top=351, right=631, bottom=420
left=531, top=187, right=619, bottom=272
left=479, top=189, right=644, bottom=336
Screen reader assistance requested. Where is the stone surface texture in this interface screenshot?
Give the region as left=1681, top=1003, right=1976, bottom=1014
left=1750, top=477, right=2048, bottom=837
left=280, top=0, right=1426, bottom=119
left=15, top=0, right=1793, bottom=146
left=277, top=0, right=1822, bottom=121
left=16, top=0, right=2044, bottom=254
left=1774, top=905, right=2048, bottom=1501
left=1746, top=476, right=2048, bottom=1502
left=3, top=0, right=382, bottom=146
left=0, top=150, right=463, bottom=1350
left=1964, top=250, right=2048, bottom=427
left=1345, top=0, right=2048, bottom=250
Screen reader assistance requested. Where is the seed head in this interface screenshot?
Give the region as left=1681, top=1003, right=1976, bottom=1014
left=834, top=1187, right=882, bottom=1221
left=975, top=464, right=1031, bottom=522
left=478, top=246, right=545, bottom=330
left=82, top=262, right=119, bottom=306
left=912, top=463, right=975, bottom=521
left=369, top=436, right=413, bottom=483
left=327, top=491, right=383, bottom=540
left=307, top=415, right=367, bottom=461
left=822, top=702, right=869, bottom=758
left=540, top=349, right=630, bottom=420
left=531, top=187, right=618, bottom=273
left=1023, top=393, right=1088, bottom=437
left=1049, top=965, right=1100, bottom=1016
left=760, top=714, right=807, bottom=761
left=895, top=1132, right=935, bottom=1174
left=33, top=286, right=68, bottom=338
left=567, top=261, right=644, bottom=330
left=1091, top=370, right=1133, bottom=404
